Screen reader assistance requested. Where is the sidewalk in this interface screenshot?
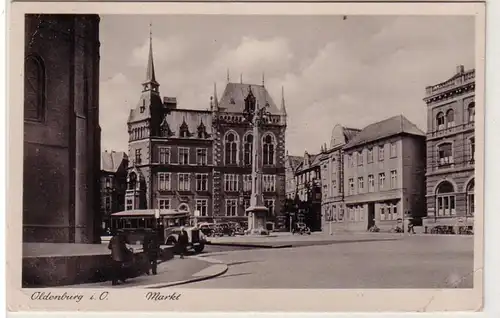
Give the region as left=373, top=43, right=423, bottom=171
left=71, top=255, right=228, bottom=289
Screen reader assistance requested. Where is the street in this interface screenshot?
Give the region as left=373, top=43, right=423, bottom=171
left=180, top=235, right=474, bottom=289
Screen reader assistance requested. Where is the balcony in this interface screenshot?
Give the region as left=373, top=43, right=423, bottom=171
left=428, top=122, right=475, bottom=139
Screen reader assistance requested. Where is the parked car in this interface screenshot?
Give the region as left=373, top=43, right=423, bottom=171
left=214, top=223, right=236, bottom=236
left=199, top=222, right=216, bottom=237
left=164, top=226, right=207, bottom=253
left=292, top=222, right=311, bottom=235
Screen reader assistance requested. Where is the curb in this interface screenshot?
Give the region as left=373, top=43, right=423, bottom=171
left=207, top=242, right=293, bottom=249
left=142, top=256, right=228, bottom=289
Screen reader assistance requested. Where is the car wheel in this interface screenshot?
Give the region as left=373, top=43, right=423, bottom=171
left=194, top=244, right=205, bottom=253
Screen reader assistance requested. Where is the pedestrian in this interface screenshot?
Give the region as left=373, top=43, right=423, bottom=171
left=143, top=230, right=160, bottom=275
left=108, top=232, right=132, bottom=286
left=408, top=219, right=416, bottom=234
left=177, top=227, right=189, bottom=259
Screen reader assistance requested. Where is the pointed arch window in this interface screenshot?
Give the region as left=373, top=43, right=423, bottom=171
left=224, top=132, right=239, bottom=165
left=468, top=102, right=475, bottom=123
left=127, top=172, right=137, bottom=190
left=24, top=54, right=45, bottom=122
left=263, top=134, right=276, bottom=165
left=197, top=121, right=207, bottom=139
left=446, top=109, right=455, bottom=128
left=244, top=133, right=253, bottom=166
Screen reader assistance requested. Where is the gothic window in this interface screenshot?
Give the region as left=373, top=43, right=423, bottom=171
left=263, top=134, right=276, bottom=165
left=244, top=133, right=253, bottom=166
left=127, top=172, right=137, bottom=190
left=24, top=54, right=45, bottom=122
left=436, top=112, right=445, bottom=130
left=224, top=131, right=239, bottom=165
left=180, top=120, right=190, bottom=138
left=446, top=109, right=455, bottom=128
left=468, top=102, right=475, bottom=123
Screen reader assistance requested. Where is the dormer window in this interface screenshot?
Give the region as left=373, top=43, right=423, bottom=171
left=197, top=120, right=207, bottom=139
left=160, top=118, right=174, bottom=137
left=180, top=120, right=190, bottom=138
left=140, top=99, right=145, bottom=113
left=244, top=87, right=256, bottom=114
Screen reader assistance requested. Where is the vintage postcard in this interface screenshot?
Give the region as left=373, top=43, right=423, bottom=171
left=7, top=0, right=485, bottom=313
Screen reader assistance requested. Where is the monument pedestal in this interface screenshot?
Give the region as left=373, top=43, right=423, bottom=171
left=245, top=206, right=269, bottom=235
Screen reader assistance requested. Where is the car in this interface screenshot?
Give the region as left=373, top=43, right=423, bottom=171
left=198, top=222, right=216, bottom=237
left=292, top=222, right=311, bottom=235
left=214, top=223, right=235, bottom=236
left=164, top=226, right=207, bottom=253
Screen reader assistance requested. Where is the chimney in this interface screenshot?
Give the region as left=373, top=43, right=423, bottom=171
left=456, top=65, right=465, bottom=74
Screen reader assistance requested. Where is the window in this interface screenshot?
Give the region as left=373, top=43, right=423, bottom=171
left=468, top=102, right=475, bottom=123
left=126, top=198, right=133, bottom=210
left=438, top=143, right=453, bottom=166
left=158, top=199, right=170, bottom=209
left=105, top=196, right=111, bottom=211
left=263, top=134, right=275, bottom=165
left=105, top=177, right=111, bottom=189
left=358, top=177, right=364, bottom=192
left=135, top=149, right=142, bottom=164
left=368, top=175, right=375, bottom=192
left=263, top=175, right=276, bottom=192
left=244, top=133, right=253, bottom=165
left=224, top=132, right=239, bottom=165
left=435, top=181, right=456, bottom=216
left=196, top=173, right=208, bottom=191
left=179, top=148, right=190, bottom=165
left=379, top=173, right=385, bottom=190
left=264, top=199, right=275, bottom=216
left=378, top=145, right=385, bottom=161
left=224, top=174, right=238, bottom=192
left=357, top=151, right=363, bottom=166
left=196, top=199, right=208, bottom=216
left=380, top=206, right=386, bottom=221
left=469, top=138, right=475, bottom=162
left=196, top=148, right=207, bottom=165
left=178, top=173, right=191, bottom=191
left=158, top=147, right=171, bottom=164
left=332, top=180, right=337, bottom=189
left=390, top=170, right=397, bottom=189
left=367, top=148, right=373, bottom=163
left=348, top=178, right=354, bottom=195
left=446, top=109, right=455, bottom=128
left=158, top=173, right=171, bottom=191
left=179, top=121, right=190, bottom=138
left=24, top=55, right=45, bottom=122
left=225, top=199, right=237, bottom=216
left=466, top=179, right=474, bottom=216
left=390, top=142, right=397, bottom=158
left=436, top=112, right=445, bottom=130
left=243, top=174, right=252, bottom=192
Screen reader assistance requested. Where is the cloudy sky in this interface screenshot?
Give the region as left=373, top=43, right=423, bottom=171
left=99, top=15, right=475, bottom=155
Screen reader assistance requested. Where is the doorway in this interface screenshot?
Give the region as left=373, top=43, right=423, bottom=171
left=367, top=203, right=375, bottom=229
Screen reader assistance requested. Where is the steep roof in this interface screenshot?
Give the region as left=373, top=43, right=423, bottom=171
left=343, top=127, right=362, bottom=142
left=101, top=151, right=128, bottom=173
left=286, top=155, right=303, bottom=170
left=218, top=82, right=281, bottom=114
left=343, top=115, right=425, bottom=150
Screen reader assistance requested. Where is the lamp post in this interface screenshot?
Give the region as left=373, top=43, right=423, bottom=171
left=242, top=88, right=271, bottom=235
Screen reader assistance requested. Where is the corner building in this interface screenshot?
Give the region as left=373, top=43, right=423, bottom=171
left=125, top=35, right=286, bottom=223
left=423, top=65, right=475, bottom=231
left=342, top=115, right=426, bottom=232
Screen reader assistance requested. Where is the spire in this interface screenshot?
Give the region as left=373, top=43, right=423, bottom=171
left=143, top=22, right=159, bottom=91
left=240, top=73, right=243, bottom=84
left=280, top=86, right=287, bottom=115
left=227, top=69, right=230, bottom=83
left=262, top=72, right=265, bottom=86
left=213, top=82, right=219, bottom=109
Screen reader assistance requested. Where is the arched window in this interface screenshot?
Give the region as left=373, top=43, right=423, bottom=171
left=436, top=112, right=445, bottom=130
left=446, top=109, right=455, bottom=128
left=436, top=181, right=456, bottom=217
left=466, top=179, right=474, bottom=216
left=468, top=102, right=475, bottom=123
left=24, top=55, right=45, bottom=122
left=243, top=133, right=253, bottom=166
left=224, top=132, right=239, bottom=165
left=263, top=134, right=276, bottom=165
left=437, top=142, right=453, bottom=166
left=469, top=137, right=475, bottom=163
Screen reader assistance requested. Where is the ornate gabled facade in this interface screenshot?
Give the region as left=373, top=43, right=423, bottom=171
left=125, top=33, right=286, bottom=225
left=100, top=151, right=128, bottom=232
left=423, top=65, right=475, bottom=232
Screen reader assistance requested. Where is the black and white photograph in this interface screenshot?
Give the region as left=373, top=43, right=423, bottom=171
left=8, top=1, right=485, bottom=313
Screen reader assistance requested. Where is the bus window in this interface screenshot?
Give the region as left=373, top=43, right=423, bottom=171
left=138, top=218, right=145, bottom=228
